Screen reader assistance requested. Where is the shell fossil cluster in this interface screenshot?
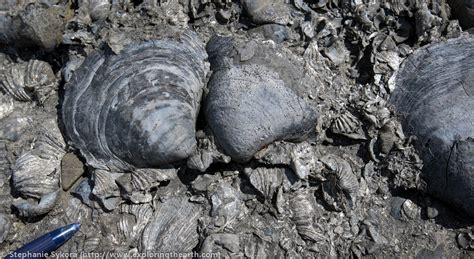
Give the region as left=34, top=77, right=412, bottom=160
left=391, top=35, right=474, bottom=216
left=3, top=0, right=474, bottom=257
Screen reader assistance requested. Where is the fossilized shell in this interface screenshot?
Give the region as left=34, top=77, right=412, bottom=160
left=62, top=32, right=209, bottom=171
left=11, top=119, right=65, bottom=216
left=320, top=155, right=359, bottom=197
left=119, top=203, right=153, bottom=244
left=12, top=120, right=65, bottom=199
left=205, top=36, right=319, bottom=162
left=91, top=169, right=121, bottom=211
left=116, top=168, right=177, bottom=203
left=330, top=111, right=366, bottom=140
left=290, top=142, right=318, bottom=179
left=209, top=182, right=242, bottom=229
left=187, top=133, right=231, bottom=172
left=290, top=188, right=324, bottom=242
left=0, top=59, right=57, bottom=103
left=13, top=190, right=59, bottom=217
left=390, top=36, right=474, bottom=216
left=140, top=196, right=201, bottom=253
left=244, top=167, right=283, bottom=200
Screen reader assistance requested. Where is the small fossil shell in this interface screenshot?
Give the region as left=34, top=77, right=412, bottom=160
left=120, top=203, right=153, bottom=243
left=320, top=154, right=359, bottom=196
left=330, top=111, right=366, bottom=140
left=140, top=196, right=201, bottom=253
left=390, top=36, right=474, bottom=216
left=0, top=59, right=57, bottom=103
left=205, top=36, right=319, bottom=162
left=244, top=167, right=283, bottom=200
left=290, top=142, right=317, bottom=179
left=209, top=182, right=242, bottom=229
left=131, top=168, right=177, bottom=191
left=13, top=190, right=59, bottom=217
left=12, top=120, right=65, bottom=199
left=91, top=169, right=121, bottom=211
left=62, top=31, right=209, bottom=171
left=290, top=188, right=324, bottom=242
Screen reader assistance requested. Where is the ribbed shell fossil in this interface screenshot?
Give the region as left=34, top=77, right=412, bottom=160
left=62, top=32, right=209, bottom=171
left=140, top=196, right=201, bottom=253
left=290, top=188, right=324, bottom=242
left=244, top=167, right=283, bottom=200
left=0, top=59, right=57, bottom=103
left=205, top=36, right=319, bottom=162
left=11, top=119, right=65, bottom=216
left=390, top=36, right=474, bottom=216
left=320, top=154, right=359, bottom=197
left=330, top=111, right=366, bottom=140
left=12, top=120, right=65, bottom=199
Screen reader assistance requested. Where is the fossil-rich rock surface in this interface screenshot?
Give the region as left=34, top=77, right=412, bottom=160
left=0, top=1, right=473, bottom=258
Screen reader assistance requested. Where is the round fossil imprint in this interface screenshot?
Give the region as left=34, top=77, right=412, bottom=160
left=62, top=31, right=209, bottom=171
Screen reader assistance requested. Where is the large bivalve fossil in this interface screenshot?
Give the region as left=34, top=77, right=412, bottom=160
left=62, top=32, right=209, bottom=171
left=391, top=36, right=474, bottom=216
left=205, top=36, right=319, bottom=162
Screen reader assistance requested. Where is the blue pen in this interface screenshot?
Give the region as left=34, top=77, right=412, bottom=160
left=4, top=223, right=81, bottom=259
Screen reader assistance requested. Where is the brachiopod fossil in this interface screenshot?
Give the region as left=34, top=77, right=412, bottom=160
left=11, top=119, right=66, bottom=216
left=290, top=188, right=325, bottom=242
left=330, top=111, right=366, bottom=140
left=140, top=196, right=201, bottom=253
left=390, top=36, right=474, bottom=216
left=62, top=32, right=209, bottom=171
left=244, top=167, right=283, bottom=200
left=0, top=59, right=57, bottom=103
left=205, top=36, right=319, bottom=162
left=320, top=154, right=359, bottom=198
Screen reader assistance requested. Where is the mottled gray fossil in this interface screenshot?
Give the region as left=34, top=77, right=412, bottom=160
left=62, top=32, right=209, bottom=171
left=391, top=36, right=474, bottom=216
left=290, top=188, right=325, bottom=242
left=244, top=167, right=283, bottom=200
left=205, top=36, right=319, bottom=162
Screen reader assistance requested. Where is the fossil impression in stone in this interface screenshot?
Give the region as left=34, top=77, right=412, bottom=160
left=11, top=118, right=66, bottom=217
left=241, top=0, right=291, bottom=25
left=205, top=36, right=319, bottom=162
left=0, top=59, right=57, bottom=103
left=391, top=36, right=474, bottom=216
left=62, top=32, right=209, bottom=171
left=320, top=154, right=359, bottom=198
left=290, top=188, right=325, bottom=242
left=244, top=167, right=283, bottom=200
left=140, top=196, right=201, bottom=253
